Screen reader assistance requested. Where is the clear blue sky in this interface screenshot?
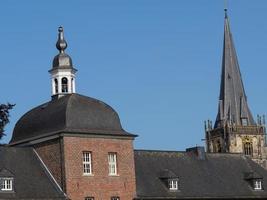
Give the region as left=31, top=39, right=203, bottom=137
left=2, top=0, right=267, bottom=150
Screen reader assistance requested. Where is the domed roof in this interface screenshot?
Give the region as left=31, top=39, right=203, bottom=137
left=10, top=94, right=135, bottom=144
left=52, top=53, right=73, bottom=69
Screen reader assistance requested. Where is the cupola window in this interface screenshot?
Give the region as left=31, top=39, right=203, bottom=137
left=61, top=77, right=68, bottom=93
left=54, top=79, right=58, bottom=93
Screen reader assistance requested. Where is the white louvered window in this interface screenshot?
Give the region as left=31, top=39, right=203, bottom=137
left=1, top=178, right=13, bottom=191
left=83, top=152, right=92, bottom=175
left=108, top=152, right=117, bottom=175
left=168, top=179, right=178, bottom=190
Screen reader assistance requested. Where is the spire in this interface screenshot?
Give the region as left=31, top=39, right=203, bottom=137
left=214, top=10, right=255, bottom=128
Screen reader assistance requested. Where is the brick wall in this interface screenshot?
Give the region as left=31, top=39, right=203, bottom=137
left=63, top=136, right=136, bottom=200
left=34, top=138, right=65, bottom=190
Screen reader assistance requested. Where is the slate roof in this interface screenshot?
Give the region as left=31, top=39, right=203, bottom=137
left=134, top=149, right=267, bottom=199
left=10, top=93, right=135, bottom=145
left=214, top=10, right=255, bottom=128
left=0, top=146, right=66, bottom=199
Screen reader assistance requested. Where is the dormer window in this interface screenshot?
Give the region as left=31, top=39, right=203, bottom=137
left=168, top=179, right=179, bottom=191
left=0, top=178, right=13, bottom=191
left=254, top=179, right=263, bottom=190
left=244, top=172, right=263, bottom=191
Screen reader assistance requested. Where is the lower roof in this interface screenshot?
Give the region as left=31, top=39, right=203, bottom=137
left=134, top=150, right=267, bottom=199
left=0, top=146, right=66, bottom=199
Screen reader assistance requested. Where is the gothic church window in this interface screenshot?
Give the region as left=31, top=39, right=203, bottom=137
left=216, top=140, right=222, bottom=153
left=242, top=118, right=248, bottom=126
left=243, top=142, right=253, bottom=156
left=61, top=77, right=68, bottom=93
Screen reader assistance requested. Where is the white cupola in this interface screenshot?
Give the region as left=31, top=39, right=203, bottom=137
left=49, top=26, right=77, bottom=99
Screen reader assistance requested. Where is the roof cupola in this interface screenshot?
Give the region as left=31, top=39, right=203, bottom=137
left=49, top=26, right=77, bottom=99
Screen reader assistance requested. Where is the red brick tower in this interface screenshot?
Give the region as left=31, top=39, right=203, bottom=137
left=9, top=27, right=137, bottom=200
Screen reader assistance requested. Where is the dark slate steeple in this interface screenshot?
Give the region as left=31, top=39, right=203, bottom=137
left=214, top=9, right=255, bottom=128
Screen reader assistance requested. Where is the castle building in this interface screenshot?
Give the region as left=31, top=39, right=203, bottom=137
left=205, top=9, right=267, bottom=168
left=1, top=9, right=267, bottom=200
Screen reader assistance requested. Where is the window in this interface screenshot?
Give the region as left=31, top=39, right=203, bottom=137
left=61, top=77, right=68, bottom=93
left=108, top=153, right=117, bottom=175
left=85, top=197, right=94, bottom=200
left=71, top=78, right=74, bottom=93
left=111, top=197, right=120, bottom=200
left=242, top=118, right=248, bottom=126
left=1, top=178, right=13, bottom=191
left=54, top=78, right=58, bottom=93
left=168, top=179, right=178, bottom=190
left=254, top=180, right=263, bottom=190
left=244, top=142, right=253, bottom=156
left=83, top=152, right=92, bottom=175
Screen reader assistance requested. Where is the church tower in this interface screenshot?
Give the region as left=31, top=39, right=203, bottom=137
left=49, top=27, right=77, bottom=99
left=205, top=9, right=267, bottom=168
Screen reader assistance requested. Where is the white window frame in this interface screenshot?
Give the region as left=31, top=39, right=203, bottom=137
left=85, top=197, right=94, bottom=200
left=83, top=152, right=92, bottom=175
left=111, top=197, right=120, bottom=200
left=108, top=152, right=117, bottom=176
left=254, top=180, right=262, bottom=190
left=168, top=179, right=178, bottom=190
left=1, top=178, right=13, bottom=191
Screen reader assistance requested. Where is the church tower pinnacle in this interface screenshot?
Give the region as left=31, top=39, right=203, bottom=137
left=205, top=9, right=267, bottom=168
left=49, top=26, right=77, bottom=99
left=215, top=8, right=255, bottom=128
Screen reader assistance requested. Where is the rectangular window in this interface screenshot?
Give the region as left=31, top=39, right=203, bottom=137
left=111, top=197, right=120, bottom=200
left=85, top=197, right=94, bottom=200
left=83, top=152, right=92, bottom=175
left=254, top=180, right=262, bottom=190
left=108, top=152, right=117, bottom=175
left=168, top=179, right=178, bottom=190
left=1, top=178, right=13, bottom=191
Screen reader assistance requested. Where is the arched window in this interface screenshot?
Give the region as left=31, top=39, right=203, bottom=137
left=62, top=77, right=68, bottom=93
left=71, top=78, right=73, bottom=93
left=244, top=142, right=253, bottom=156
left=54, top=79, right=58, bottom=93
left=216, top=140, right=222, bottom=153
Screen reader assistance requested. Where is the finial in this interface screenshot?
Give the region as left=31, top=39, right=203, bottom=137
left=224, top=0, right=228, bottom=18
left=56, top=26, right=67, bottom=53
